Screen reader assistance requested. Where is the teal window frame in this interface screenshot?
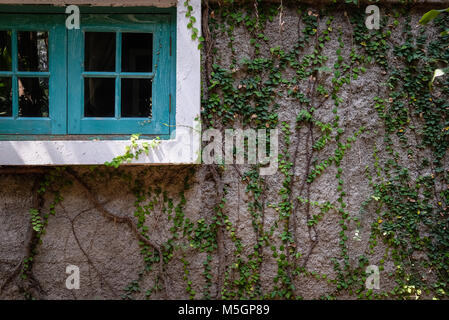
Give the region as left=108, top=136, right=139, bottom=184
left=0, top=14, right=67, bottom=135
left=0, top=6, right=176, bottom=139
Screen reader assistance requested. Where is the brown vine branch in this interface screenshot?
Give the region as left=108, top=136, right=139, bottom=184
left=1, top=175, right=46, bottom=298
left=58, top=203, right=120, bottom=299
left=209, top=165, right=226, bottom=299
left=291, top=14, right=322, bottom=270
left=202, top=0, right=214, bottom=92
left=64, top=167, right=170, bottom=299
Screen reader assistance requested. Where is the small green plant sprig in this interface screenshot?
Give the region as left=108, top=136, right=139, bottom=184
left=21, top=168, right=69, bottom=299
left=184, top=0, right=204, bottom=49
left=29, top=209, right=44, bottom=233
left=105, top=134, right=160, bottom=168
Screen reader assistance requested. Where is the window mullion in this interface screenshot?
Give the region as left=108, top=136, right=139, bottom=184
left=115, top=32, right=121, bottom=120
left=11, top=29, right=18, bottom=119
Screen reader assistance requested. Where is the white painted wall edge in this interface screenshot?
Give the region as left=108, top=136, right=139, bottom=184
left=0, top=0, right=202, bottom=166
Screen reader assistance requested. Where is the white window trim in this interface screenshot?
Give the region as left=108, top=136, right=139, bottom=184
left=0, top=0, right=201, bottom=165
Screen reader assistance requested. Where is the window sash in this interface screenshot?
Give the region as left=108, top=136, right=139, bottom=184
left=0, top=14, right=67, bottom=135
left=67, top=14, right=172, bottom=135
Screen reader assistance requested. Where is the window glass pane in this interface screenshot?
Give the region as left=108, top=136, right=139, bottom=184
left=18, top=77, right=49, bottom=117
left=122, top=33, right=153, bottom=73
left=121, top=79, right=152, bottom=118
left=18, top=31, right=48, bottom=72
left=0, top=31, right=12, bottom=71
left=84, top=78, right=115, bottom=117
left=85, top=32, right=116, bottom=72
left=0, top=77, right=12, bottom=117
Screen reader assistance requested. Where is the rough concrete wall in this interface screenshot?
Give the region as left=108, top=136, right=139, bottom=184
left=0, top=1, right=448, bottom=300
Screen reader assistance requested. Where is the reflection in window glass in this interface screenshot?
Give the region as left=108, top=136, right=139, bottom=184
left=18, top=77, right=49, bottom=117
left=85, top=32, right=116, bottom=72
left=18, top=31, right=48, bottom=72
left=84, top=78, right=115, bottom=117
left=0, top=77, right=12, bottom=117
left=0, top=31, right=12, bottom=71
left=122, top=33, right=153, bottom=73
left=121, top=79, right=152, bottom=118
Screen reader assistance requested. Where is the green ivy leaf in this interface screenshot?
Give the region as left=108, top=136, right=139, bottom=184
left=419, top=8, right=449, bottom=25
